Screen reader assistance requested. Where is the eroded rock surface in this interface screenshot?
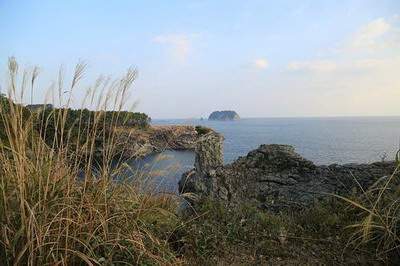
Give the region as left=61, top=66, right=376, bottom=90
left=180, top=135, right=396, bottom=211
left=179, top=132, right=224, bottom=197
left=115, top=125, right=200, bottom=158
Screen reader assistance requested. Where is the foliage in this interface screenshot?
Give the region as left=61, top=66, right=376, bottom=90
left=1, top=58, right=398, bottom=265
left=0, top=93, right=31, bottom=145
left=33, top=107, right=150, bottom=157
left=177, top=199, right=367, bottom=265
left=194, top=125, right=211, bottom=136
left=0, top=59, right=181, bottom=265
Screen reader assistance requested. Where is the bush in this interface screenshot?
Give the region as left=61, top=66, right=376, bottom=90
left=195, top=125, right=211, bottom=136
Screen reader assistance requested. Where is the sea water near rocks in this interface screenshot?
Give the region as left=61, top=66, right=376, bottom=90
left=129, top=117, right=400, bottom=193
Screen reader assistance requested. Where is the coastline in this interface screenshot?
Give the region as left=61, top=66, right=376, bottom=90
left=113, top=124, right=202, bottom=159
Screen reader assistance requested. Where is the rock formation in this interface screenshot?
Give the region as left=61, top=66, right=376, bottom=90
left=180, top=134, right=396, bottom=211
left=179, top=131, right=224, bottom=197
left=115, top=125, right=201, bottom=158
left=208, top=110, right=240, bottom=121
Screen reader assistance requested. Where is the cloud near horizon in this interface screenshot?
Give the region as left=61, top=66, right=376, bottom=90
left=153, top=33, right=193, bottom=63
left=348, top=17, right=393, bottom=52
left=253, top=58, right=269, bottom=69
left=287, top=17, right=400, bottom=73
left=287, top=60, right=337, bottom=72
left=279, top=16, right=400, bottom=116
left=1, top=1, right=399, bottom=118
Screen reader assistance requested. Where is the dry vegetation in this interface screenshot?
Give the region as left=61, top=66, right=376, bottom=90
left=0, top=58, right=399, bottom=265
left=336, top=156, right=400, bottom=262
left=0, top=58, right=183, bottom=265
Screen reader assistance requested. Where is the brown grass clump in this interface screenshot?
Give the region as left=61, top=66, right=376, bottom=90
left=0, top=57, right=183, bottom=265
left=336, top=154, right=400, bottom=262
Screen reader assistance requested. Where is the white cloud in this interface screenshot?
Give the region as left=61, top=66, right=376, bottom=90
left=344, top=17, right=400, bottom=53
left=153, top=34, right=193, bottom=62
left=253, top=58, right=269, bottom=69
left=288, top=58, right=397, bottom=73
left=287, top=60, right=337, bottom=72
left=288, top=16, right=400, bottom=73
left=281, top=16, right=400, bottom=116
left=352, top=58, right=386, bottom=69
left=349, top=18, right=391, bottom=51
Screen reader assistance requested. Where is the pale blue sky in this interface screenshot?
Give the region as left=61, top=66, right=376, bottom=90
left=1, top=0, right=399, bottom=118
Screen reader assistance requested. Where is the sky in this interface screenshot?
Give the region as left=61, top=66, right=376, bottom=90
left=0, top=0, right=399, bottom=118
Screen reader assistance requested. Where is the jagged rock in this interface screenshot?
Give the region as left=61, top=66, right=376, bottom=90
left=115, top=125, right=201, bottom=158
left=180, top=138, right=396, bottom=211
left=179, top=131, right=224, bottom=198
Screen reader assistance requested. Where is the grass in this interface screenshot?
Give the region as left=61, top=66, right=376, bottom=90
left=0, top=57, right=398, bottom=265
left=335, top=155, right=400, bottom=262
left=0, top=58, right=183, bottom=265
left=176, top=198, right=368, bottom=265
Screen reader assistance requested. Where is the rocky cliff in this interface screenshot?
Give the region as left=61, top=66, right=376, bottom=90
left=179, top=134, right=396, bottom=211
left=115, top=125, right=201, bottom=158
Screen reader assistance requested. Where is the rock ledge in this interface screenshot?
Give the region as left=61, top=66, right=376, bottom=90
left=180, top=135, right=396, bottom=211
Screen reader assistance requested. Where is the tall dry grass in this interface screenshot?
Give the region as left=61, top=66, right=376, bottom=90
left=337, top=153, right=400, bottom=261
left=0, top=58, right=183, bottom=265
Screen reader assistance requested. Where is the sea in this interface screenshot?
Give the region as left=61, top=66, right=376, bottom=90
left=127, top=117, right=400, bottom=193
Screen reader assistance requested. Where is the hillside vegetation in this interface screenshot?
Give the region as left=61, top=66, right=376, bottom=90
left=0, top=59, right=182, bottom=265
left=0, top=58, right=398, bottom=265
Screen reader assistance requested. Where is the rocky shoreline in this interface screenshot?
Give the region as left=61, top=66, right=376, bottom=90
left=179, top=131, right=396, bottom=211
left=114, top=125, right=201, bottom=159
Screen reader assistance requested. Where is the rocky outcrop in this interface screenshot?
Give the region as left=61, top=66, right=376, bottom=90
left=116, top=125, right=201, bottom=158
left=180, top=136, right=397, bottom=211
left=179, top=131, right=224, bottom=197
left=208, top=110, right=240, bottom=121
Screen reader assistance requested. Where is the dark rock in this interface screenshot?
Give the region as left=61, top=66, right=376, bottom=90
left=179, top=131, right=224, bottom=198
left=116, top=125, right=202, bottom=158
left=180, top=136, right=397, bottom=211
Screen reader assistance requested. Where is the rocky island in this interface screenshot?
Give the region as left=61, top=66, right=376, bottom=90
left=208, top=110, right=240, bottom=121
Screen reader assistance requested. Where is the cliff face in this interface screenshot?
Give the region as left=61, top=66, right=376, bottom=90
left=180, top=135, right=396, bottom=211
left=179, top=132, right=224, bottom=197
left=208, top=110, right=240, bottom=121
left=114, top=125, right=200, bottom=158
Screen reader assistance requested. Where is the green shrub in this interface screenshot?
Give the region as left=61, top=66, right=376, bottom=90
left=195, top=125, right=211, bottom=135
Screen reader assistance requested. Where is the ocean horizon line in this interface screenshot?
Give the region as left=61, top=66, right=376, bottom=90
left=152, top=115, right=400, bottom=121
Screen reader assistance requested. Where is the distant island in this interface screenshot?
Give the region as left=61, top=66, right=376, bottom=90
left=208, top=110, right=240, bottom=121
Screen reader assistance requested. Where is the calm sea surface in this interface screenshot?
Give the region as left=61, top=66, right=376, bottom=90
left=129, top=117, right=400, bottom=193
left=154, top=117, right=400, bottom=164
